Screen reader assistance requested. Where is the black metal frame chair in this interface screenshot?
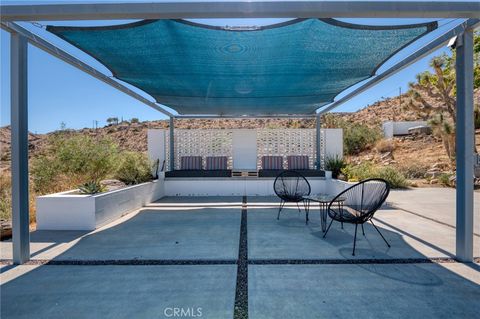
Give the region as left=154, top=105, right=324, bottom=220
left=323, top=178, right=391, bottom=255
left=274, top=170, right=311, bottom=223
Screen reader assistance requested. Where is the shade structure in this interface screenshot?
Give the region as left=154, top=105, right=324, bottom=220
left=47, top=19, right=437, bottom=116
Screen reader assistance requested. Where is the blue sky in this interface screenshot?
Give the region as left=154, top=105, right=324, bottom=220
left=0, top=1, right=464, bottom=133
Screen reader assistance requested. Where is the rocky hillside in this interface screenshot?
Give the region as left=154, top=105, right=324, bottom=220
left=1, top=91, right=479, bottom=177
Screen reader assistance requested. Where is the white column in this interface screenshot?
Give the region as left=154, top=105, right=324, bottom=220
left=316, top=114, right=321, bottom=169
left=169, top=117, right=175, bottom=171
left=10, top=32, right=30, bottom=264
left=455, top=28, right=474, bottom=262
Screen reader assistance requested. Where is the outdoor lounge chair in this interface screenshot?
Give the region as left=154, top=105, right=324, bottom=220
left=323, top=178, right=390, bottom=256
left=274, top=170, right=311, bottom=222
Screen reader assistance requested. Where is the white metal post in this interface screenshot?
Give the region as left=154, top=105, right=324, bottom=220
left=169, top=117, right=175, bottom=171
left=455, top=28, right=474, bottom=262
left=10, top=32, right=30, bottom=264
left=316, top=114, right=321, bottom=169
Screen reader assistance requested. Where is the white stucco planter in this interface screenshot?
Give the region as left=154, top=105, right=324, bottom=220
left=36, top=178, right=165, bottom=231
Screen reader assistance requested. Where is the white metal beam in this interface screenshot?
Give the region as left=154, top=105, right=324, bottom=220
left=0, top=22, right=175, bottom=118
left=318, top=18, right=480, bottom=115
left=1, top=1, right=479, bottom=21
left=10, top=32, right=30, bottom=264
left=174, top=114, right=316, bottom=119
left=455, top=28, right=474, bottom=262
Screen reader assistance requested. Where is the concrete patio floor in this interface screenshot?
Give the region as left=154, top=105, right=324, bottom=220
left=1, top=189, right=479, bottom=318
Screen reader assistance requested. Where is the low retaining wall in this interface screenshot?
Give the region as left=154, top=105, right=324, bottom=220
left=36, top=178, right=165, bottom=231
left=164, top=177, right=328, bottom=196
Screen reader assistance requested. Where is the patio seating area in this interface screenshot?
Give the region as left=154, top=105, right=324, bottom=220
left=1, top=2, right=478, bottom=318
left=2, top=189, right=479, bottom=318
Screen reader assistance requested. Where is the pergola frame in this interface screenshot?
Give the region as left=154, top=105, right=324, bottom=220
left=1, top=1, right=478, bottom=264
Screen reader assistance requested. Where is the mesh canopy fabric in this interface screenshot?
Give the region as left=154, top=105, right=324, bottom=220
left=47, top=19, right=436, bottom=116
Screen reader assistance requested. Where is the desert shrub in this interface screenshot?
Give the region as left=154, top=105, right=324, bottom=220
left=397, top=162, right=428, bottom=179
left=114, top=152, right=153, bottom=185
left=31, top=135, right=118, bottom=193
left=375, top=167, right=409, bottom=189
left=0, top=173, right=12, bottom=221
left=375, top=139, right=395, bottom=153
left=438, top=173, right=453, bottom=187
left=343, top=124, right=381, bottom=155
left=342, top=162, right=408, bottom=189
left=324, top=156, right=346, bottom=179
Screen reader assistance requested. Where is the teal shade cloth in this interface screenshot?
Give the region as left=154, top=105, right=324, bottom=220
left=47, top=19, right=436, bottom=116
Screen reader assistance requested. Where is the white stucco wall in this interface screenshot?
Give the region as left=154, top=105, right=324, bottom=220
left=147, top=129, right=166, bottom=172
left=382, top=121, right=428, bottom=138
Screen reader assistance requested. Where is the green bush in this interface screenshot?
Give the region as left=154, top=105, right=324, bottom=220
left=342, top=162, right=408, bottom=189
left=397, top=162, right=428, bottom=179
left=114, top=152, right=153, bottom=185
left=438, top=173, right=453, bottom=187
left=31, top=134, right=118, bottom=193
left=324, top=155, right=346, bottom=179
left=344, top=124, right=382, bottom=155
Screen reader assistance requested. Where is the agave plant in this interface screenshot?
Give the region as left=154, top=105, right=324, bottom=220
left=324, top=155, right=346, bottom=179
left=78, top=181, right=106, bottom=194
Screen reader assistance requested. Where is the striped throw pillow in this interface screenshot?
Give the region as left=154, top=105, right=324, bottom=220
left=261, top=156, right=283, bottom=170
left=287, top=155, right=309, bottom=170
left=206, top=156, right=228, bottom=170
left=180, top=156, right=202, bottom=170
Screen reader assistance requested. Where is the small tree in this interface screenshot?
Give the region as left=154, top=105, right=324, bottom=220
left=130, top=117, right=140, bottom=124
left=106, top=117, right=119, bottom=125
left=405, top=32, right=480, bottom=159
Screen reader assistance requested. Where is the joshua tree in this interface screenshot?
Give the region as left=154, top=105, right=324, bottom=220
left=405, top=32, right=480, bottom=159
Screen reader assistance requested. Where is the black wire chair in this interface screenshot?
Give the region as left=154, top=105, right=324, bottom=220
left=323, top=178, right=390, bottom=256
left=274, top=170, right=311, bottom=223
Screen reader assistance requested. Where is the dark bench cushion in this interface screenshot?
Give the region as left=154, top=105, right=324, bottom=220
left=180, top=156, right=203, bottom=170
left=259, top=169, right=325, bottom=178
left=287, top=155, right=309, bottom=170
left=205, top=156, right=228, bottom=170
left=261, top=156, right=283, bottom=170
left=165, top=170, right=232, bottom=178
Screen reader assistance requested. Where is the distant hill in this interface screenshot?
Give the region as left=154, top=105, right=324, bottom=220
left=1, top=90, right=479, bottom=175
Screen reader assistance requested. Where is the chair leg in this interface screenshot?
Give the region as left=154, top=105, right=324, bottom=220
left=352, top=223, right=358, bottom=256
left=370, top=219, right=391, bottom=248
left=323, top=218, right=334, bottom=238
left=296, top=202, right=301, bottom=213
left=361, top=223, right=365, bottom=236
left=303, top=200, right=309, bottom=224
left=277, top=200, right=285, bottom=220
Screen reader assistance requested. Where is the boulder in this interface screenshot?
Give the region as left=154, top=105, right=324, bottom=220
left=408, top=125, right=432, bottom=135
left=0, top=220, right=12, bottom=241
left=425, top=168, right=442, bottom=179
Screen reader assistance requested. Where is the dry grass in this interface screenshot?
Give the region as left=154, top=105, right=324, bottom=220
left=0, top=170, right=37, bottom=223
left=375, top=139, right=396, bottom=153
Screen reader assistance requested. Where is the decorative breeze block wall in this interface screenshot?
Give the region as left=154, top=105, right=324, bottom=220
left=165, top=128, right=331, bottom=171
left=166, top=129, right=233, bottom=170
